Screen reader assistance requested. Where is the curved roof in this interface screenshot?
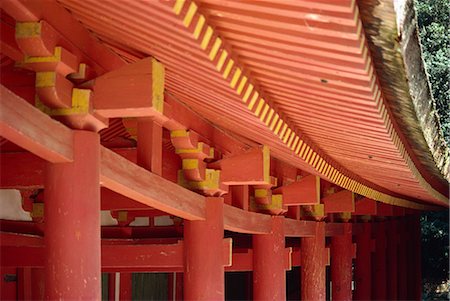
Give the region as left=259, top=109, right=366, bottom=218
left=56, top=0, right=448, bottom=208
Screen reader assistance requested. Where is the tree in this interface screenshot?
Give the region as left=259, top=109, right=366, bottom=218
left=415, top=0, right=450, bottom=144
left=415, top=1, right=449, bottom=299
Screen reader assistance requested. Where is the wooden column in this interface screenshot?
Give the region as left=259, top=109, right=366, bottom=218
left=386, top=219, right=398, bottom=300
left=168, top=272, right=183, bottom=301
left=184, top=197, right=224, bottom=300
left=372, top=221, right=387, bottom=300
left=119, top=273, right=133, bottom=301
left=330, top=223, right=353, bottom=301
left=253, top=216, right=286, bottom=300
left=397, top=218, right=408, bottom=300
left=354, top=222, right=372, bottom=300
left=137, top=119, right=163, bottom=175
left=44, top=131, right=100, bottom=300
left=301, top=221, right=326, bottom=301
left=409, top=214, right=422, bottom=300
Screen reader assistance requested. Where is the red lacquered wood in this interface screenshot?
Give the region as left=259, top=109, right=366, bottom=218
left=408, top=215, right=422, bottom=300
left=372, top=221, right=387, bottom=300
left=119, top=273, right=132, bottom=301
left=330, top=223, right=353, bottom=300
left=44, top=130, right=100, bottom=300
left=301, top=221, right=326, bottom=301
left=397, top=217, right=408, bottom=300
left=0, top=85, right=73, bottom=163
left=386, top=219, right=398, bottom=300
left=354, top=222, right=372, bottom=301
left=184, top=197, right=224, bottom=301
left=137, top=119, right=163, bottom=175
left=253, top=216, right=286, bottom=300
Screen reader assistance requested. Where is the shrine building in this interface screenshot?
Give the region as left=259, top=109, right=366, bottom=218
left=0, top=0, right=448, bottom=300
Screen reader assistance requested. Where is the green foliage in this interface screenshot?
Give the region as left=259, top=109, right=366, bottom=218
left=421, top=211, right=449, bottom=299
left=415, top=1, right=449, bottom=299
left=415, top=0, right=450, bottom=144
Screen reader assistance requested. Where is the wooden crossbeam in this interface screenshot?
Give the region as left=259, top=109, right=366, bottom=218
left=0, top=87, right=402, bottom=236
left=0, top=12, right=24, bottom=61
left=284, top=219, right=316, bottom=237
left=223, top=204, right=271, bottom=234
left=100, top=147, right=206, bottom=221
left=0, top=85, right=73, bottom=162
left=1, top=239, right=232, bottom=269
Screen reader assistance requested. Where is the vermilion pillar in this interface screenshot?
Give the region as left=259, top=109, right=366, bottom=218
left=386, top=219, right=398, bottom=300
left=397, top=218, right=408, bottom=300
left=331, top=223, right=353, bottom=300
left=372, top=221, right=387, bottom=300
left=354, top=222, right=372, bottom=300
left=301, top=221, right=326, bottom=301
left=119, top=273, right=133, bottom=300
left=253, top=216, right=286, bottom=300
left=415, top=215, right=423, bottom=300
left=137, top=119, right=162, bottom=175
left=184, top=197, right=224, bottom=300
left=44, top=131, right=100, bottom=300
left=409, top=215, right=422, bottom=300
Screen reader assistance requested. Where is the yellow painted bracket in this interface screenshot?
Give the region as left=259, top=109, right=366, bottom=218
left=36, top=88, right=90, bottom=116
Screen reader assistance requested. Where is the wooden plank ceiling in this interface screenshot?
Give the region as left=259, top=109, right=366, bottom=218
left=50, top=0, right=448, bottom=207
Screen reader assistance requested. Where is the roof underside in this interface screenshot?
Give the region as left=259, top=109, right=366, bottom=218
left=38, top=0, right=449, bottom=207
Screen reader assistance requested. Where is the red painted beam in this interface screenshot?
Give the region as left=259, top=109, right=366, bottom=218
left=1, top=239, right=233, bottom=270
left=223, top=204, right=272, bottom=234
left=274, top=174, right=320, bottom=205
left=0, top=12, right=24, bottom=62
left=284, top=219, right=316, bottom=237
left=322, top=190, right=354, bottom=213
left=100, top=146, right=206, bottom=221
left=0, top=85, right=73, bottom=162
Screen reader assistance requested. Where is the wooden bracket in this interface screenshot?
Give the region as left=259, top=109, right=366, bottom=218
left=273, top=174, right=320, bottom=205
left=171, top=129, right=225, bottom=195
left=208, top=145, right=272, bottom=186
left=300, top=204, right=326, bottom=221
left=14, top=21, right=107, bottom=131
left=354, top=197, right=377, bottom=216
left=250, top=193, right=286, bottom=215
left=92, top=57, right=165, bottom=118
left=177, top=169, right=227, bottom=197
left=322, top=190, right=355, bottom=213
